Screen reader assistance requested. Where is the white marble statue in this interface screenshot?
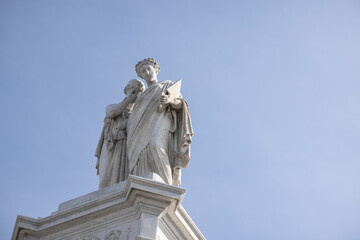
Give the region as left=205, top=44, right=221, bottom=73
left=127, top=58, right=193, bottom=186
left=95, top=79, right=145, bottom=189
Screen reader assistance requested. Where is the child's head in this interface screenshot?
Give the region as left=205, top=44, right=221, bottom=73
left=123, top=79, right=145, bottom=96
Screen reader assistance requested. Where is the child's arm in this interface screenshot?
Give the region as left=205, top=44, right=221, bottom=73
left=106, top=93, right=137, bottom=118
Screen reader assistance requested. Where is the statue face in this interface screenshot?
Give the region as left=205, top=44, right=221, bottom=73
left=140, top=64, right=157, bottom=84
left=125, top=87, right=136, bottom=96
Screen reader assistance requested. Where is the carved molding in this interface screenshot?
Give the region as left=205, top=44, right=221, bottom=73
left=124, top=227, right=133, bottom=240
left=104, top=230, right=121, bottom=240
left=82, top=236, right=100, bottom=240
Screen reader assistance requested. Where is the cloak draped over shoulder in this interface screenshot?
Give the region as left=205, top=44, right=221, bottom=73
left=126, top=80, right=193, bottom=186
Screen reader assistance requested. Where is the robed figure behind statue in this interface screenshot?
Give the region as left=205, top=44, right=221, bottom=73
left=127, top=58, right=193, bottom=186
left=95, top=79, right=145, bottom=189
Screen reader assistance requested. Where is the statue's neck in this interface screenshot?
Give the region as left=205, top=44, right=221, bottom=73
left=147, top=78, right=158, bottom=87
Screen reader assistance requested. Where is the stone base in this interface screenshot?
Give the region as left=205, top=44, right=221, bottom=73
left=12, top=174, right=205, bottom=240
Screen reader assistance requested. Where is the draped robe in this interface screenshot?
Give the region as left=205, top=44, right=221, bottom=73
left=95, top=106, right=130, bottom=189
left=126, top=80, right=193, bottom=186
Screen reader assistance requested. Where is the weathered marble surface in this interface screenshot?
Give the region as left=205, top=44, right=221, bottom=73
left=12, top=174, right=205, bottom=240
left=96, top=58, right=193, bottom=188
left=127, top=58, right=193, bottom=186
left=95, top=79, right=145, bottom=189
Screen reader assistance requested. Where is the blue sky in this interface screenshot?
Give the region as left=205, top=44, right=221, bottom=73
left=1, top=0, right=360, bottom=239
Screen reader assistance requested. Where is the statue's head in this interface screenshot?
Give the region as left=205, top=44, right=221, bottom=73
left=124, top=79, right=145, bottom=95
left=135, top=58, right=160, bottom=85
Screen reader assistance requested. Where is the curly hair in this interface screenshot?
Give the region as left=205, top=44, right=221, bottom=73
left=135, top=58, right=160, bottom=78
left=123, top=79, right=145, bottom=95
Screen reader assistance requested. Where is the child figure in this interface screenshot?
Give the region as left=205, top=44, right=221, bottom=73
left=95, top=79, right=145, bottom=189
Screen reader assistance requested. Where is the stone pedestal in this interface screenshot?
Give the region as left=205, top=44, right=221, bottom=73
left=12, top=174, right=205, bottom=240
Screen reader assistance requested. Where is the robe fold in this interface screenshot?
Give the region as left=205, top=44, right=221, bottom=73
left=95, top=107, right=130, bottom=189
left=126, top=80, right=193, bottom=186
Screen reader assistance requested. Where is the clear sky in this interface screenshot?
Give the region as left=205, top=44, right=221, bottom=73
left=1, top=0, right=360, bottom=239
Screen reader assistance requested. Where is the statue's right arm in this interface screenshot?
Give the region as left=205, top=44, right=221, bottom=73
left=105, top=98, right=129, bottom=118
left=105, top=93, right=138, bottom=118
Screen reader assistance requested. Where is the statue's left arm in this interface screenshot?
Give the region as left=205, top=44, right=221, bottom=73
left=159, top=95, right=183, bottom=111
left=162, top=95, right=193, bottom=186
left=170, top=98, right=183, bottom=110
